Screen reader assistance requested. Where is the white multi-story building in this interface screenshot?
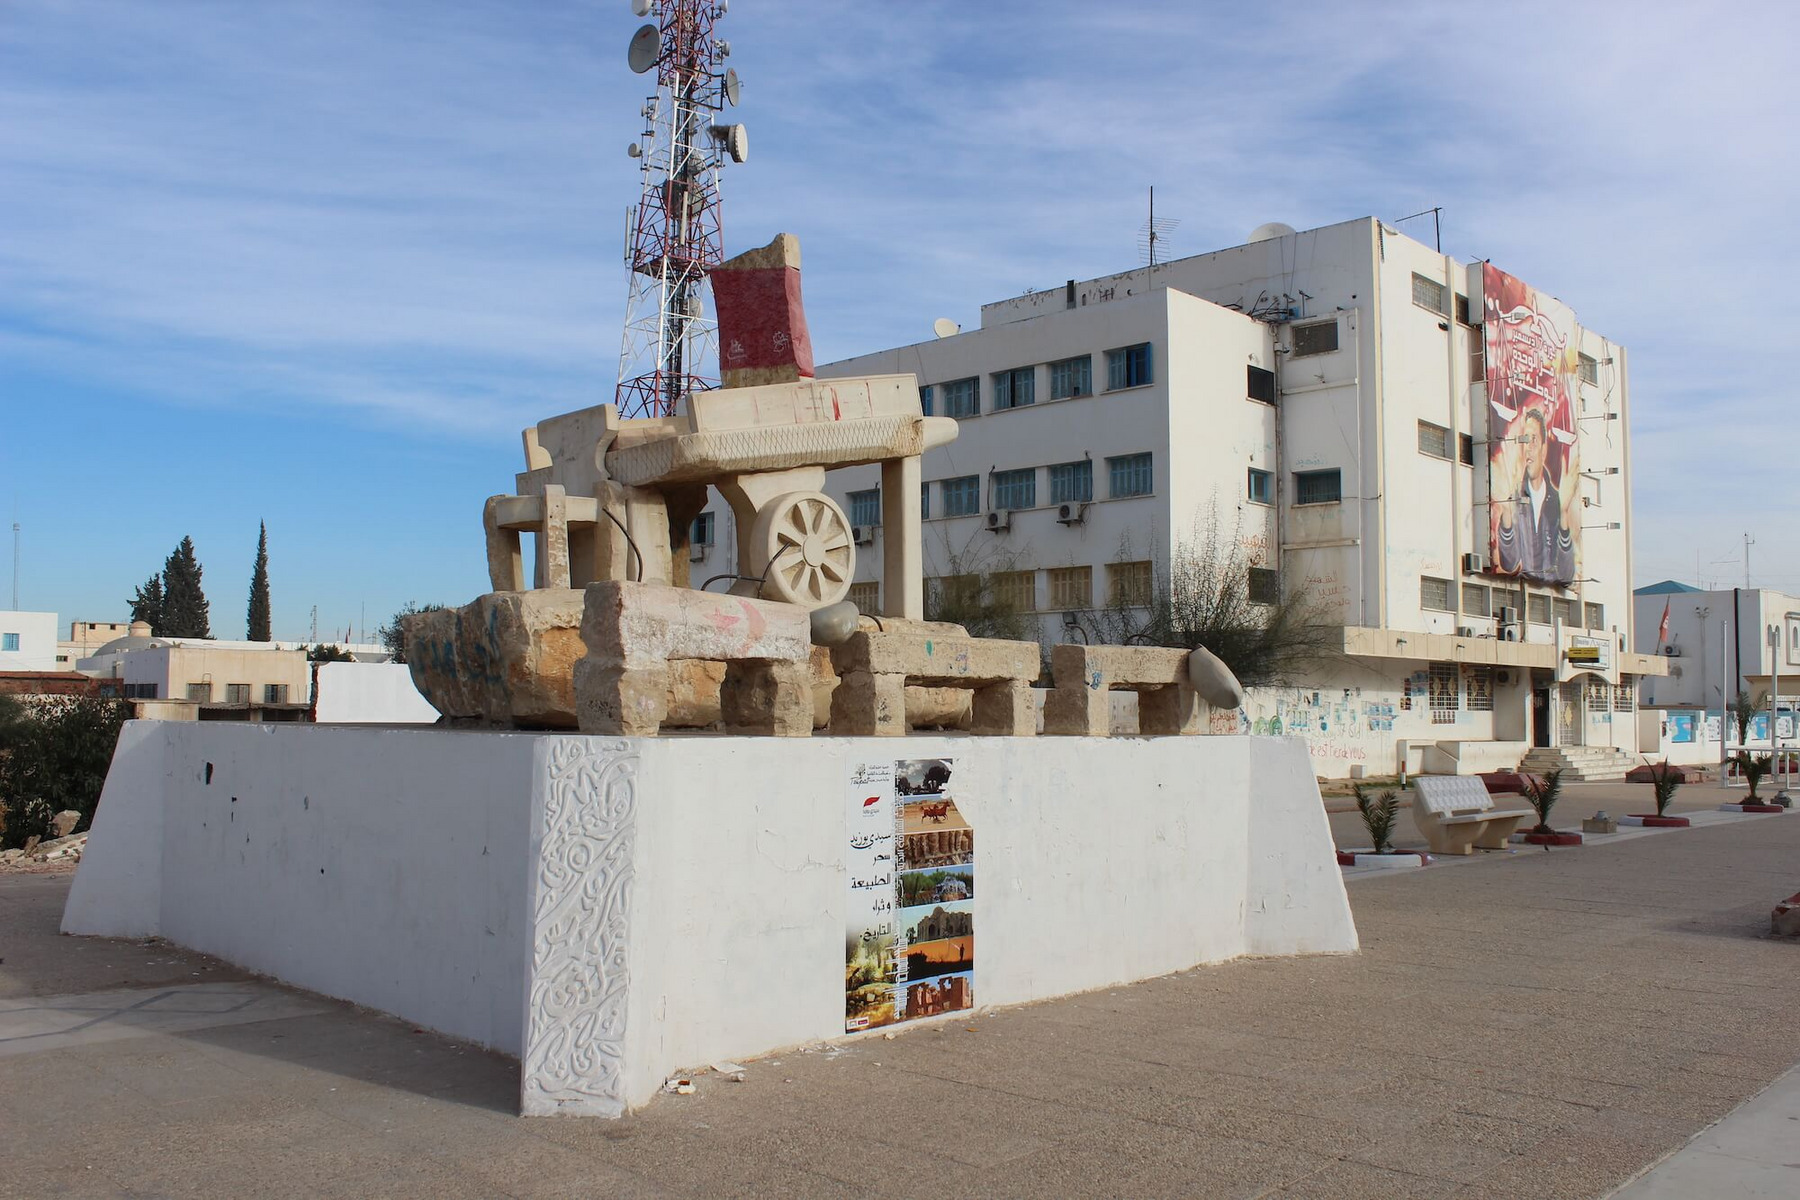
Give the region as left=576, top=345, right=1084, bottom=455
left=0, top=610, right=59, bottom=673
left=688, top=216, right=1666, bottom=777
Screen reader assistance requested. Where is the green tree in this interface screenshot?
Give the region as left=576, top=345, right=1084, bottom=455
left=129, top=573, right=165, bottom=632
left=0, top=696, right=133, bottom=849
left=247, top=522, right=272, bottom=642
left=379, top=601, right=446, bottom=664
left=158, top=536, right=212, bottom=639
left=307, top=643, right=353, bottom=663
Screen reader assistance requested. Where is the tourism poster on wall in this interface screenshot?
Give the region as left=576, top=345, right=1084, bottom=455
left=1483, top=262, right=1582, bottom=587
left=845, top=756, right=974, bottom=1032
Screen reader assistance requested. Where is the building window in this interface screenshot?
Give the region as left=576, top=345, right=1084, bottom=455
left=1429, top=662, right=1459, bottom=723
left=1421, top=576, right=1454, bottom=612
left=1108, top=561, right=1152, bottom=607
left=920, top=482, right=929, bottom=521
left=1527, top=594, right=1551, bottom=625
left=1585, top=602, right=1605, bottom=630
left=1411, top=273, right=1446, bottom=314
left=1462, top=583, right=1490, bottom=617
left=1049, top=356, right=1092, bottom=400
left=124, top=682, right=158, bottom=699
left=1248, top=568, right=1281, bottom=606
left=1291, top=321, right=1338, bottom=357
left=1247, top=468, right=1273, bottom=505
left=991, top=468, right=1036, bottom=511
left=186, top=683, right=212, bottom=702
left=992, top=366, right=1036, bottom=411
left=1469, top=335, right=1486, bottom=386
left=1418, top=421, right=1451, bottom=459
left=1107, top=453, right=1153, bottom=499
left=919, top=385, right=933, bottom=417
left=1459, top=433, right=1475, bottom=466
left=1586, top=676, right=1610, bottom=713
left=264, top=684, right=289, bottom=705
left=226, top=683, right=251, bottom=705
left=1105, top=343, right=1153, bottom=390
left=941, top=475, right=980, bottom=517
left=1246, top=365, right=1275, bottom=404
left=1553, top=597, right=1577, bottom=626
left=1465, top=666, right=1495, bottom=712
left=848, top=581, right=879, bottom=612
left=1578, top=353, right=1599, bottom=385
left=1294, top=469, right=1341, bottom=505
left=1049, top=460, right=1093, bottom=505
left=849, top=488, right=881, bottom=527
left=1614, top=675, right=1636, bottom=712
left=690, top=511, right=715, bottom=547
left=1454, top=293, right=1475, bottom=326
left=942, top=377, right=978, bottom=418
left=1047, top=566, right=1092, bottom=610
left=0, top=633, right=17, bottom=652
left=994, top=570, right=1037, bottom=613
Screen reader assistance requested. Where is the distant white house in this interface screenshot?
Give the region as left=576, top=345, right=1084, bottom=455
left=0, top=610, right=59, bottom=673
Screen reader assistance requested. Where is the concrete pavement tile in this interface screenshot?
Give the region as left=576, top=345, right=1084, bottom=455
left=432, top=1135, right=681, bottom=1199
left=0, top=1162, right=137, bottom=1199
left=1271, top=1160, right=1467, bottom=1198
left=962, top=1124, right=1332, bottom=1200
left=1614, top=1147, right=1800, bottom=1198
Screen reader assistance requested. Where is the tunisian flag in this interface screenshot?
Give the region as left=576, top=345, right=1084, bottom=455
left=1657, top=599, right=1671, bottom=647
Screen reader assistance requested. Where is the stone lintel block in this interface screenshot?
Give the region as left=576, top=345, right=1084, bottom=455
left=403, top=590, right=587, bottom=729
left=1050, top=642, right=1190, bottom=691
left=829, top=632, right=1038, bottom=685
left=1138, top=683, right=1203, bottom=736
left=905, top=686, right=972, bottom=731
left=970, top=681, right=1037, bottom=737
left=579, top=581, right=810, bottom=668
left=720, top=660, right=812, bottom=737
left=830, top=670, right=906, bottom=737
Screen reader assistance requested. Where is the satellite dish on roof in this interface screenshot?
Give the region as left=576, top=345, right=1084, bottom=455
left=1247, top=221, right=1298, bottom=244
left=724, top=68, right=742, bottom=106
left=630, top=0, right=651, bottom=15
left=932, top=318, right=959, bottom=339
left=627, top=24, right=660, bottom=73
left=709, top=123, right=748, bottom=163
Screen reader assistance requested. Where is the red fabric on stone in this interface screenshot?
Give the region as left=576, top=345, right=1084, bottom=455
left=712, top=265, right=815, bottom=378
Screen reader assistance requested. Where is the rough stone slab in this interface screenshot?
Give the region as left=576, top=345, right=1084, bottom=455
left=828, top=631, right=1039, bottom=684
left=1050, top=643, right=1190, bottom=689
left=578, top=581, right=810, bottom=668
left=404, top=590, right=588, bottom=729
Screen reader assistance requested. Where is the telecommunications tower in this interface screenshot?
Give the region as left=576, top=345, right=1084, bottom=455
left=615, top=0, right=749, bottom=419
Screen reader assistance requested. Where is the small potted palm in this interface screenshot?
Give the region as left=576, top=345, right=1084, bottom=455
left=1721, top=753, right=1786, bottom=814
left=1519, top=769, right=1581, bottom=845
left=1337, top=784, right=1430, bottom=869
left=1623, top=760, right=1689, bottom=827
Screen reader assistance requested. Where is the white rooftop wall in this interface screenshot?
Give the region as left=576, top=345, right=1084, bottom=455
left=0, top=610, right=62, bottom=672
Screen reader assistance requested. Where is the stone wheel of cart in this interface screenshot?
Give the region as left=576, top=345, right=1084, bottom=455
left=755, top=490, right=853, bottom=606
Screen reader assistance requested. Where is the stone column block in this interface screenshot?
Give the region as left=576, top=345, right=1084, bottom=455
left=573, top=663, right=670, bottom=736
left=1138, top=683, right=1203, bottom=736
left=720, top=660, right=812, bottom=737
left=1043, top=684, right=1110, bottom=736
left=830, top=670, right=906, bottom=737
left=971, top=680, right=1036, bottom=737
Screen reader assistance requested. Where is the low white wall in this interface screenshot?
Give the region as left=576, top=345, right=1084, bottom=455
left=312, top=661, right=438, bottom=724
left=67, top=724, right=1357, bottom=1117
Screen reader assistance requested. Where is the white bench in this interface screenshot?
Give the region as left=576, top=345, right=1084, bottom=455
left=1412, top=776, right=1534, bottom=856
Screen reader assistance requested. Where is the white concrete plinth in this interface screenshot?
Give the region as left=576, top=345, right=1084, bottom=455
left=63, top=723, right=1356, bottom=1117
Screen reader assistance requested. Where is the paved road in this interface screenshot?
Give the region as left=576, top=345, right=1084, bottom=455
left=3, top=791, right=1797, bottom=1198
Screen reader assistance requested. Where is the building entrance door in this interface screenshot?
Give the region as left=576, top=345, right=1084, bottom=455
left=1532, top=682, right=1552, bottom=747
left=1558, top=681, right=1584, bottom=747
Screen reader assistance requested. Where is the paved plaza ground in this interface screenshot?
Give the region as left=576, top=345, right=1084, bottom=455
left=3, top=779, right=1797, bottom=1198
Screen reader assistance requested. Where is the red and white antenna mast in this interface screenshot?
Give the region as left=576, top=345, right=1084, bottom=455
left=616, top=0, right=747, bottom=419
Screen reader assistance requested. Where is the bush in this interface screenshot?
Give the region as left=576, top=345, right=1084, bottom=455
left=1523, top=768, right=1565, bottom=834
left=0, top=696, right=132, bottom=849
left=1646, top=760, right=1681, bottom=817
left=1354, top=784, right=1401, bottom=854
left=1734, top=753, right=1773, bottom=801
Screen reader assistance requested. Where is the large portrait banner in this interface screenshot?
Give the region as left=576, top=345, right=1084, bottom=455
left=1483, top=262, right=1582, bottom=587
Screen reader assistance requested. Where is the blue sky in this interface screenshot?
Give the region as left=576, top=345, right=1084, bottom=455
left=3, top=1, right=1795, bottom=639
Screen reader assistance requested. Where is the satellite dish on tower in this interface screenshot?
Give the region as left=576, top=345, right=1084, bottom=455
left=627, top=24, right=661, bottom=73
left=724, top=68, right=742, bottom=106
left=932, top=318, right=959, bottom=339
left=709, top=123, right=749, bottom=163
left=1247, top=221, right=1298, bottom=244
left=630, top=0, right=652, bottom=15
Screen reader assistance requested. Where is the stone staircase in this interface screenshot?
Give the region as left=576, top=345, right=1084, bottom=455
left=1519, top=745, right=1637, bottom=782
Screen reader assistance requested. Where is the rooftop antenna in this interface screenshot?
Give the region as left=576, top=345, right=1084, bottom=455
left=1745, top=532, right=1755, bottom=589
left=1395, top=206, right=1442, bottom=252
left=1138, top=186, right=1179, bottom=292
left=10, top=521, right=17, bottom=610
left=615, top=0, right=747, bottom=418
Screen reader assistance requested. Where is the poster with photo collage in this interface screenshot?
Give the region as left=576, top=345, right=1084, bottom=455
left=844, top=757, right=974, bottom=1033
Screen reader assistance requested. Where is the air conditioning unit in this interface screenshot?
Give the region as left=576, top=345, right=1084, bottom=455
left=1056, top=502, right=1086, bottom=525
left=1496, top=669, right=1512, bottom=685
left=1661, top=644, right=1680, bottom=657
left=1497, top=606, right=1520, bottom=626
left=852, top=525, right=875, bottom=545
left=689, top=544, right=708, bottom=562
left=1498, top=626, right=1518, bottom=642
left=1462, top=552, right=1484, bottom=574
left=1457, top=626, right=1475, bottom=638
left=986, top=510, right=1011, bottom=532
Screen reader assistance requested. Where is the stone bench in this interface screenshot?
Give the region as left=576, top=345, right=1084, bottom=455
left=827, top=622, right=1039, bottom=737
left=1412, top=775, right=1534, bottom=856
left=1042, top=644, right=1205, bottom=737
left=573, top=581, right=813, bottom=737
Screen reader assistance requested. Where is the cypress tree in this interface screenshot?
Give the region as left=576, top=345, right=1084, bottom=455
left=247, top=522, right=272, bottom=642
left=158, top=537, right=213, bottom=639
left=129, top=574, right=165, bottom=632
